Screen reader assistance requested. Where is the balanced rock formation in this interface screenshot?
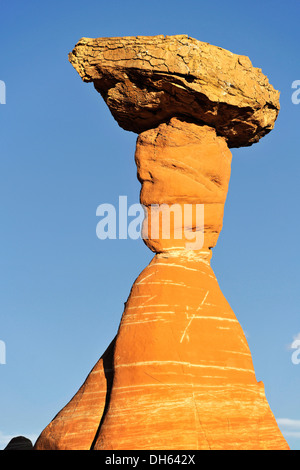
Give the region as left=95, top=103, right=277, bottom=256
left=35, top=35, right=288, bottom=450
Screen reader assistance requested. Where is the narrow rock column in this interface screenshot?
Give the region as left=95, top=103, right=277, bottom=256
left=34, top=35, right=289, bottom=451
left=135, top=118, right=232, bottom=253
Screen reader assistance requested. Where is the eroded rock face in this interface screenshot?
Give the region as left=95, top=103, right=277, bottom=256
left=34, top=338, right=115, bottom=450
left=69, top=34, right=280, bottom=148
left=135, top=118, right=232, bottom=252
left=92, top=251, right=287, bottom=450
left=34, top=35, right=288, bottom=450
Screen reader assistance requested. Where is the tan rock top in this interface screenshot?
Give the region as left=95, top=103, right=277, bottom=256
left=69, top=34, right=280, bottom=148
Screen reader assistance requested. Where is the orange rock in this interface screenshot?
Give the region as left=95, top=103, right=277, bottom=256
left=135, top=118, right=232, bottom=252
left=34, top=35, right=288, bottom=450
left=34, top=338, right=115, bottom=450
left=93, top=251, right=288, bottom=450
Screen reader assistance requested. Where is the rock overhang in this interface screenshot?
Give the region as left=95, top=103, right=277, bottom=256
left=68, top=34, right=280, bottom=148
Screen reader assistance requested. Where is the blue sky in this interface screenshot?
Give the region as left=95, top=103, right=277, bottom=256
left=0, top=0, right=299, bottom=450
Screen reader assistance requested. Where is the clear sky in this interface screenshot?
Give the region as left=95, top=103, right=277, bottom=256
left=0, top=0, right=299, bottom=450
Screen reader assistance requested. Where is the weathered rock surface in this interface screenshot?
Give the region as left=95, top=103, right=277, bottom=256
left=136, top=118, right=232, bottom=252
left=69, top=34, right=280, bottom=148
left=34, top=35, right=288, bottom=450
left=35, top=249, right=289, bottom=450
left=34, top=338, right=115, bottom=450
left=92, top=250, right=288, bottom=450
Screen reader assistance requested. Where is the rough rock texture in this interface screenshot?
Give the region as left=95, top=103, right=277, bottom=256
left=136, top=118, right=232, bottom=252
left=68, top=34, right=280, bottom=148
left=35, top=35, right=288, bottom=450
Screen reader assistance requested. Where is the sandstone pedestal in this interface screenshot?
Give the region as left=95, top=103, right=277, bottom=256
left=34, top=35, right=288, bottom=450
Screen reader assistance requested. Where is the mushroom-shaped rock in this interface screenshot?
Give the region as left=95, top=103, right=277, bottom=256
left=69, top=34, right=280, bottom=148
left=34, top=35, right=288, bottom=451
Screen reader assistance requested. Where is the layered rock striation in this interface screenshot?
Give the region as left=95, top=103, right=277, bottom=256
left=68, top=34, right=279, bottom=148
left=34, top=35, right=288, bottom=450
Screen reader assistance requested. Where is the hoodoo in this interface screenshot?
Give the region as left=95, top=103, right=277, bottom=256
left=35, top=35, right=288, bottom=450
